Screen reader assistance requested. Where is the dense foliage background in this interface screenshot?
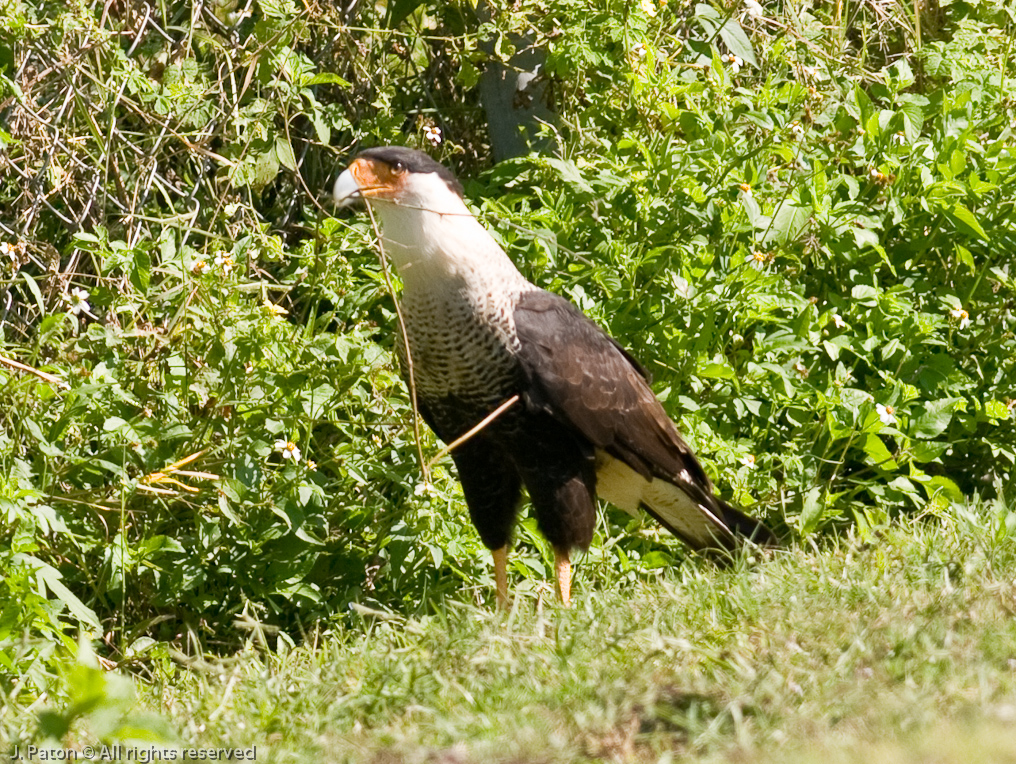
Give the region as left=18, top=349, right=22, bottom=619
left=1, top=0, right=1014, bottom=732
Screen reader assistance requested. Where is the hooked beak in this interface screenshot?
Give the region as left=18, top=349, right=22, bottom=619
left=333, top=168, right=362, bottom=208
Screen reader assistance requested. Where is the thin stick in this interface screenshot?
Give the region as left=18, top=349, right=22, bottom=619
left=424, top=395, right=520, bottom=472
left=0, top=354, right=69, bottom=389
left=363, top=202, right=430, bottom=483
left=913, top=0, right=921, bottom=50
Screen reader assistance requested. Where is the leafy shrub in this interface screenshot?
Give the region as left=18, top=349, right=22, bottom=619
left=0, top=0, right=1014, bottom=725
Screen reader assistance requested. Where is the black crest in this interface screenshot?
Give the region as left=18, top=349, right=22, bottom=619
left=357, top=146, right=464, bottom=197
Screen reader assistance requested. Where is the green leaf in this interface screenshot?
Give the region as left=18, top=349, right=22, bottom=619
left=697, top=357, right=735, bottom=379
left=641, top=551, right=672, bottom=569
left=955, top=244, right=975, bottom=271
left=911, top=441, right=949, bottom=463
left=103, top=416, right=129, bottom=431
left=21, top=272, right=46, bottom=314
left=257, top=0, right=296, bottom=19
left=765, top=203, right=810, bottom=244
left=717, top=16, right=757, bottom=67
left=911, top=397, right=963, bottom=439
left=850, top=285, right=879, bottom=304
left=35, top=563, right=101, bottom=630
left=228, top=142, right=280, bottom=191
left=275, top=135, right=297, bottom=173
left=920, top=475, right=964, bottom=502
left=545, top=158, right=593, bottom=194
left=983, top=399, right=1010, bottom=422
left=862, top=434, right=898, bottom=471
left=821, top=338, right=842, bottom=360
left=386, top=0, right=426, bottom=27
left=852, top=227, right=880, bottom=249
left=303, top=72, right=351, bottom=88
left=310, top=111, right=331, bottom=145
left=948, top=204, right=987, bottom=239
left=693, top=5, right=757, bottom=66
left=741, top=192, right=765, bottom=229
left=799, top=486, right=824, bottom=535
left=888, top=59, right=915, bottom=88
left=130, top=248, right=151, bottom=295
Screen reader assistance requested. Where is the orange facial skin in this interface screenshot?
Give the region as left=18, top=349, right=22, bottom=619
left=348, top=156, right=409, bottom=202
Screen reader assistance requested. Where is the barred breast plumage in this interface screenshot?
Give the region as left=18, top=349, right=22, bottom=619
left=398, top=280, right=528, bottom=404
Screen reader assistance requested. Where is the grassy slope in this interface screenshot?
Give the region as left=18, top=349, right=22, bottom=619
left=144, top=505, right=1016, bottom=763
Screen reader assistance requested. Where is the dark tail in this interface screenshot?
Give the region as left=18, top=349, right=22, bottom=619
left=716, top=496, right=780, bottom=549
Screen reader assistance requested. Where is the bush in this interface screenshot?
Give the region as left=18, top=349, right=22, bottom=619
left=0, top=0, right=1013, bottom=715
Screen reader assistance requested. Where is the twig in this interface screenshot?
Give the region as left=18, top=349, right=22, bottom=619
left=362, top=202, right=430, bottom=483
left=0, top=353, right=69, bottom=389
left=423, top=395, right=520, bottom=473
left=139, top=448, right=219, bottom=495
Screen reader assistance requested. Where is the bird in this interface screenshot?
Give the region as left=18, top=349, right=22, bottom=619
left=333, top=146, right=777, bottom=608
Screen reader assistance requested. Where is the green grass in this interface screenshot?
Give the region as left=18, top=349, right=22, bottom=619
left=96, top=502, right=1015, bottom=763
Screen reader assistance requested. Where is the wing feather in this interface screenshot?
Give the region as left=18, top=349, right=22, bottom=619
left=513, top=290, right=776, bottom=550
left=514, top=290, right=710, bottom=488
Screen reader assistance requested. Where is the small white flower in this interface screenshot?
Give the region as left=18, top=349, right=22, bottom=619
left=876, top=403, right=896, bottom=425
left=631, top=41, right=647, bottom=58
left=414, top=481, right=436, bottom=497
left=949, top=307, right=971, bottom=329
left=789, top=120, right=804, bottom=139
left=747, top=250, right=767, bottom=270
left=744, top=0, right=764, bottom=18
left=275, top=439, right=301, bottom=462
left=66, top=286, right=91, bottom=316
left=742, top=454, right=756, bottom=469
left=213, top=253, right=236, bottom=271
left=424, top=125, right=442, bottom=146
left=831, top=313, right=846, bottom=329
left=721, top=53, right=743, bottom=73
left=639, top=0, right=658, bottom=17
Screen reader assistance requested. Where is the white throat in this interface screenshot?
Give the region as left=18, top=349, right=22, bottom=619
left=366, top=175, right=530, bottom=294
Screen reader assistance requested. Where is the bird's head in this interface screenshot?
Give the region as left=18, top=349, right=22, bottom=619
left=333, top=146, right=465, bottom=215
left=332, top=146, right=521, bottom=285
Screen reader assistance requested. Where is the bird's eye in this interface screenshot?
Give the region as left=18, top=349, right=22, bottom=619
left=392, top=161, right=405, bottom=173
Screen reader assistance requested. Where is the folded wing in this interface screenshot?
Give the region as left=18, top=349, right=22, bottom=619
left=513, top=290, right=776, bottom=551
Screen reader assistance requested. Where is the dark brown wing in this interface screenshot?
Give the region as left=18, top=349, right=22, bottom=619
left=513, top=290, right=776, bottom=550
left=513, top=290, right=710, bottom=487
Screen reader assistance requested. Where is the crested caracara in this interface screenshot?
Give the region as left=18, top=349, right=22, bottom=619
left=334, top=146, right=776, bottom=608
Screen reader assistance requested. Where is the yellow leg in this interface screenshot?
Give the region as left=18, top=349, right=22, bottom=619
left=554, top=547, right=572, bottom=607
left=492, top=546, right=509, bottom=610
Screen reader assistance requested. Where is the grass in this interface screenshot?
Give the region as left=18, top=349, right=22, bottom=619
left=106, top=501, right=1016, bottom=763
